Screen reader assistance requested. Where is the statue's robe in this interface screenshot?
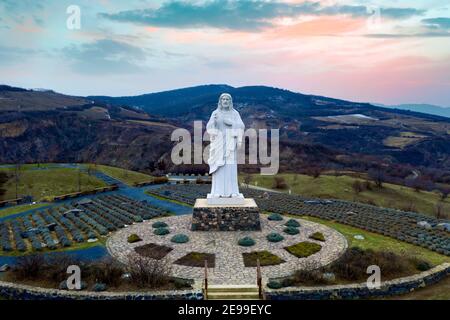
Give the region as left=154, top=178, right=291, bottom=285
left=206, top=108, right=244, bottom=197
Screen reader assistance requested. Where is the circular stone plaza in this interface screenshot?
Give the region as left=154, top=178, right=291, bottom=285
left=107, top=214, right=347, bottom=285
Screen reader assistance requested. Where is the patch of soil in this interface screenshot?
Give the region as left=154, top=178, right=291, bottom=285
left=134, top=243, right=173, bottom=260
left=243, top=251, right=285, bottom=267
left=174, top=252, right=215, bottom=268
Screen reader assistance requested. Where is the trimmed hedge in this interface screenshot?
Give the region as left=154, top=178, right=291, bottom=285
left=238, top=237, right=256, bottom=247
left=127, top=234, right=142, bottom=243
left=268, top=213, right=283, bottom=221
left=154, top=227, right=170, bottom=236
left=285, top=219, right=300, bottom=228
left=285, top=241, right=322, bottom=258
left=266, top=232, right=284, bottom=243
left=171, top=234, right=189, bottom=244
left=152, top=221, right=168, bottom=229
left=284, top=226, right=299, bottom=235
left=309, top=232, right=325, bottom=242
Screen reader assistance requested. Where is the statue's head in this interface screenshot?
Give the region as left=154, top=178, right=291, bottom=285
left=218, top=93, right=233, bottom=111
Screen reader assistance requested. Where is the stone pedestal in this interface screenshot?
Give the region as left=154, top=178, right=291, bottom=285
left=191, top=198, right=261, bottom=231
left=207, top=193, right=245, bottom=205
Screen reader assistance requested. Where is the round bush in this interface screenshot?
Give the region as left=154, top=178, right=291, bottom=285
left=415, top=260, right=432, bottom=271
left=268, top=213, right=283, bottom=221
left=92, top=283, right=107, bottom=292
left=266, top=232, right=284, bottom=243
left=267, top=280, right=283, bottom=289
left=285, top=219, right=300, bottom=228
left=171, top=234, right=190, bottom=244
left=238, top=237, right=256, bottom=247
left=152, top=221, right=168, bottom=228
left=173, top=278, right=192, bottom=289
left=127, top=234, right=142, bottom=243
left=284, top=226, right=300, bottom=235
left=154, top=227, right=170, bottom=236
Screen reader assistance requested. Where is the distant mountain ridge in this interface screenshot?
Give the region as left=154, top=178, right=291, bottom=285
left=90, top=85, right=450, bottom=121
left=375, top=103, right=450, bottom=119
left=1, top=83, right=449, bottom=172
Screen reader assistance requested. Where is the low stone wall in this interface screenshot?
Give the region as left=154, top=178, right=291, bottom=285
left=192, top=203, right=261, bottom=231
left=266, top=263, right=450, bottom=300
left=0, top=281, right=203, bottom=300
left=2, top=264, right=447, bottom=300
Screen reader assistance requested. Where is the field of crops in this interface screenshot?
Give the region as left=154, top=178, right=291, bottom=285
left=0, top=194, right=169, bottom=253
left=149, top=185, right=450, bottom=257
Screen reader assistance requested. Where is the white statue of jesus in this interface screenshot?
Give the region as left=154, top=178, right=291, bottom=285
left=206, top=93, right=245, bottom=205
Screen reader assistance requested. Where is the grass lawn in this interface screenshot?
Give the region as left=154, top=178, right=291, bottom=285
left=245, top=173, right=449, bottom=216
left=298, top=215, right=450, bottom=266
left=0, top=167, right=106, bottom=202
left=0, top=237, right=106, bottom=257
left=146, top=191, right=193, bottom=207
left=95, top=164, right=153, bottom=185
left=0, top=203, right=48, bottom=218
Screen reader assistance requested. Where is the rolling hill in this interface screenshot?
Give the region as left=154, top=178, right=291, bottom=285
left=1, top=84, right=449, bottom=177
left=90, top=85, right=450, bottom=171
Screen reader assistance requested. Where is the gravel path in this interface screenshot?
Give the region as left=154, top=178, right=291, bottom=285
left=107, top=214, right=347, bottom=285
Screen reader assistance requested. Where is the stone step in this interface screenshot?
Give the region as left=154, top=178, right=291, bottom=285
left=207, top=284, right=259, bottom=293
left=207, top=292, right=261, bottom=300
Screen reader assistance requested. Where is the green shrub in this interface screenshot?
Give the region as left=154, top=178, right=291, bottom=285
left=309, top=232, right=325, bottom=242
left=172, top=278, right=192, bottom=289
left=171, top=234, right=189, bottom=244
left=411, top=258, right=432, bottom=271
left=285, top=242, right=322, bottom=258
left=92, top=283, right=107, bottom=292
left=238, top=237, right=255, bottom=247
left=283, top=226, right=299, bottom=235
left=154, top=227, right=170, bottom=236
left=281, top=277, right=294, bottom=287
left=285, top=219, right=300, bottom=228
left=268, top=213, right=283, bottom=221
left=267, top=280, right=283, bottom=289
left=152, top=176, right=169, bottom=184
left=127, top=234, right=142, bottom=243
left=152, top=221, right=168, bottom=228
left=266, top=232, right=284, bottom=243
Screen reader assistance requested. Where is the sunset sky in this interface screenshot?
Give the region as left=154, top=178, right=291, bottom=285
left=0, top=0, right=449, bottom=106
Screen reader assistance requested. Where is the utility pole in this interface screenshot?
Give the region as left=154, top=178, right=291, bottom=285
left=15, top=163, right=19, bottom=199
left=77, top=167, right=81, bottom=192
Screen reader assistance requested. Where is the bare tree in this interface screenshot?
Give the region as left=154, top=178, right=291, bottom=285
left=305, top=166, right=323, bottom=179
left=368, top=168, right=385, bottom=188
left=272, top=176, right=288, bottom=189
left=126, top=254, right=172, bottom=288
left=14, top=163, right=21, bottom=199
left=352, top=180, right=363, bottom=194
left=243, top=174, right=253, bottom=188
left=434, top=202, right=447, bottom=220
left=77, top=167, right=81, bottom=192
left=438, top=186, right=450, bottom=201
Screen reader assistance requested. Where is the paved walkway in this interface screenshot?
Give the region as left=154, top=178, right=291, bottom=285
left=107, top=215, right=347, bottom=285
